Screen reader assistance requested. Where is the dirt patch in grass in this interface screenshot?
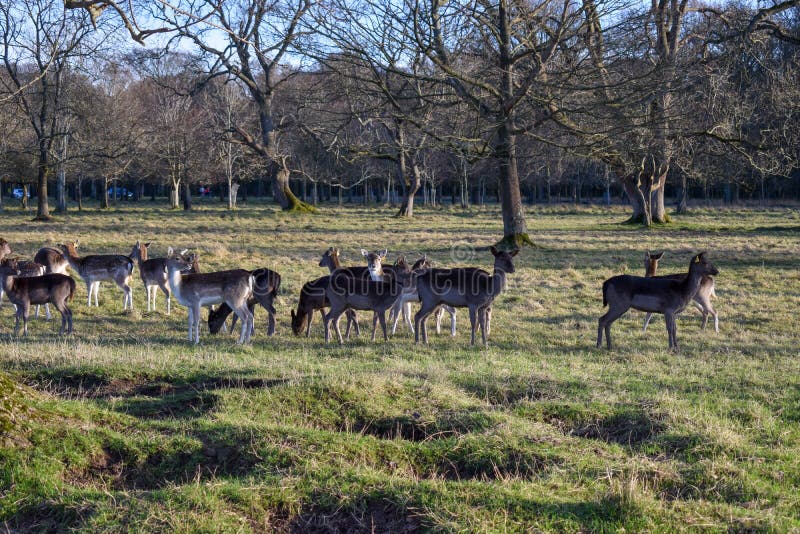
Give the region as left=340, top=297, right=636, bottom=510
left=345, top=410, right=498, bottom=442
left=456, top=374, right=588, bottom=405
left=281, top=499, right=422, bottom=533
left=572, top=408, right=667, bottom=446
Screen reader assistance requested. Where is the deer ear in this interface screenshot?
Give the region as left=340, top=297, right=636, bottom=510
left=511, top=249, right=519, bottom=257
left=361, top=249, right=368, bottom=257
left=645, top=251, right=650, bottom=260
left=167, top=247, right=174, bottom=255
left=381, top=249, right=387, bottom=258
left=693, top=254, right=701, bottom=263
left=180, top=249, right=189, bottom=255
left=490, top=246, right=499, bottom=256
left=655, top=252, right=664, bottom=260
left=144, top=242, right=151, bottom=248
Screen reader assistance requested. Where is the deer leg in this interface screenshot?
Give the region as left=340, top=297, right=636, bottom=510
left=468, top=306, right=478, bottom=346
left=414, top=304, right=436, bottom=344
left=389, top=299, right=403, bottom=336
left=643, top=312, right=654, bottom=332
left=371, top=311, right=378, bottom=342
left=344, top=309, right=353, bottom=339
left=665, top=312, right=677, bottom=350
left=65, top=303, right=73, bottom=334
left=248, top=302, right=257, bottom=336
left=378, top=310, right=388, bottom=342
left=484, top=306, right=490, bottom=337
left=233, top=304, right=252, bottom=344
left=55, top=300, right=68, bottom=335
left=352, top=310, right=361, bottom=337
left=193, top=303, right=204, bottom=344
left=479, top=307, right=489, bottom=347
left=93, top=282, right=100, bottom=307
left=435, top=306, right=443, bottom=335
left=265, top=301, right=277, bottom=336
left=187, top=305, right=194, bottom=341
left=86, top=281, right=93, bottom=307
left=598, top=306, right=626, bottom=350
left=403, top=301, right=414, bottom=334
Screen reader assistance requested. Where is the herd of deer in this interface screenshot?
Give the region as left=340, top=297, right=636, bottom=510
left=0, top=237, right=719, bottom=349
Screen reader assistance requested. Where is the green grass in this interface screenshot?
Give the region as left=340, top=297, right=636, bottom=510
left=1, top=202, right=799, bottom=532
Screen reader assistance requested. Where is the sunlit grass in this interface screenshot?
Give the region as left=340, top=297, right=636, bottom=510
left=1, top=201, right=799, bottom=531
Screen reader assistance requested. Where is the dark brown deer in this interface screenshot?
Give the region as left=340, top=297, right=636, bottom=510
left=414, top=247, right=518, bottom=347
left=208, top=267, right=281, bottom=336
left=643, top=251, right=718, bottom=333
left=58, top=241, right=134, bottom=309
left=1, top=258, right=52, bottom=320
left=388, top=254, right=457, bottom=337
left=291, top=276, right=359, bottom=338
left=165, top=254, right=254, bottom=344
left=0, top=259, right=76, bottom=336
left=598, top=252, right=720, bottom=350
left=34, top=247, right=69, bottom=275
left=324, top=269, right=410, bottom=344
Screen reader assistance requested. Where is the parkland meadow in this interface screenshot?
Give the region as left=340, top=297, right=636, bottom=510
left=1, top=203, right=799, bottom=532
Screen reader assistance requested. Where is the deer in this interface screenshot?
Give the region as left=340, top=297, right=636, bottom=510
left=58, top=241, right=134, bottom=310
left=129, top=242, right=200, bottom=314
left=0, top=258, right=53, bottom=320
left=597, top=252, right=720, bottom=350
left=165, top=253, right=254, bottom=344
left=643, top=251, right=719, bottom=333
left=208, top=267, right=281, bottom=336
left=387, top=254, right=458, bottom=337
left=0, top=259, right=76, bottom=336
left=324, top=268, right=410, bottom=344
left=291, top=275, right=359, bottom=338
left=414, top=246, right=518, bottom=347
left=34, top=247, right=69, bottom=275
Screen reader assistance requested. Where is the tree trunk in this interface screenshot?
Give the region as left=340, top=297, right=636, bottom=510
left=182, top=181, right=192, bottom=210
left=169, top=179, right=180, bottom=209
left=619, top=173, right=649, bottom=225
left=56, top=169, right=67, bottom=213
left=77, top=177, right=83, bottom=211
left=675, top=171, right=688, bottom=213
left=494, top=124, right=530, bottom=248
left=396, top=155, right=421, bottom=217
left=21, top=185, right=29, bottom=210
left=34, top=147, right=51, bottom=221
left=230, top=183, right=240, bottom=209
left=272, top=166, right=314, bottom=212
left=101, top=178, right=110, bottom=209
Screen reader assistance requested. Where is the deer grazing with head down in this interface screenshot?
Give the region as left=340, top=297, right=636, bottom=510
left=598, top=252, right=720, bottom=350
left=414, top=247, right=518, bottom=347
left=643, top=251, right=718, bottom=333
left=165, top=253, right=254, bottom=344
left=208, top=267, right=281, bottom=336
left=58, top=241, right=134, bottom=310
left=291, top=275, right=359, bottom=338
left=0, top=258, right=76, bottom=336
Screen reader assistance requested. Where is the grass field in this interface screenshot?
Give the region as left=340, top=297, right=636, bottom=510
left=1, top=202, right=799, bottom=532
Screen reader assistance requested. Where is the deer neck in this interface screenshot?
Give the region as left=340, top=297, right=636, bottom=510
left=680, top=268, right=704, bottom=303
left=491, top=268, right=507, bottom=299
left=63, top=247, right=83, bottom=269
left=1, top=273, right=14, bottom=292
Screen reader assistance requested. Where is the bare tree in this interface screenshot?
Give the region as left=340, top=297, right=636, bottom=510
left=1, top=0, right=99, bottom=220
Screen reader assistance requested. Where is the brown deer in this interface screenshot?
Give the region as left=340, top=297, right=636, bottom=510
left=34, top=247, right=69, bottom=275
left=414, top=247, right=518, bottom=347
left=58, top=241, right=134, bottom=310
left=323, top=269, right=410, bottom=344
left=388, top=254, right=457, bottom=337
left=598, top=252, right=720, bottom=350
left=0, top=258, right=52, bottom=320
left=643, top=251, right=718, bottom=333
left=165, top=254, right=254, bottom=344
left=129, top=243, right=200, bottom=314
left=291, top=275, right=359, bottom=338
left=208, top=267, right=281, bottom=336
left=0, top=259, right=76, bottom=336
